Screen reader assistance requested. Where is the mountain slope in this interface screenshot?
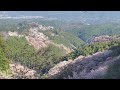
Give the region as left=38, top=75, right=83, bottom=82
left=42, top=30, right=84, bottom=49
left=65, top=23, right=120, bottom=43
left=47, top=39, right=120, bottom=79
left=47, top=50, right=113, bottom=79
left=0, top=22, right=84, bottom=78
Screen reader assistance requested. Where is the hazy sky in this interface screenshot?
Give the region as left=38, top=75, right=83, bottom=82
left=1, top=11, right=120, bottom=21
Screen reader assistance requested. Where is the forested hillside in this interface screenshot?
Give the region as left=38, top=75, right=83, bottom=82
left=0, top=19, right=65, bottom=32
left=1, top=11, right=120, bottom=79
left=0, top=19, right=84, bottom=78
left=47, top=39, right=120, bottom=79
left=64, top=23, right=120, bottom=43
left=42, top=30, right=84, bottom=49
left=0, top=36, right=68, bottom=78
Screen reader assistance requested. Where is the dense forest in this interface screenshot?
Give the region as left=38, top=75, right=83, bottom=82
left=5, top=36, right=68, bottom=76
left=64, top=23, right=120, bottom=43
left=0, top=19, right=65, bottom=32
left=67, top=39, right=120, bottom=60
left=0, top=36, right=10, bottom=71
left=1, top=12, right=120, bottom=79
left=42, top=30, right=84, bottom=49
left=0, top=19, right=84, bottom=77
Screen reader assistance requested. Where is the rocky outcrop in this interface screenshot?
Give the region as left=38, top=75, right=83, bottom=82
left=48, top=60, right=72, bottom=77
left=48, top=50, right=113, bottom=79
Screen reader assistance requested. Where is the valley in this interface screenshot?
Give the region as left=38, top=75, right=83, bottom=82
left=0, top=11, right=120, bottom=79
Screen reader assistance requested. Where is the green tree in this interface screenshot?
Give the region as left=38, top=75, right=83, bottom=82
left=0, top=36, right=10, bottom=72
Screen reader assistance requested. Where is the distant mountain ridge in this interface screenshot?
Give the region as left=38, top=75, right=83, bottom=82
left=1, top=11, right=120, bottom=22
